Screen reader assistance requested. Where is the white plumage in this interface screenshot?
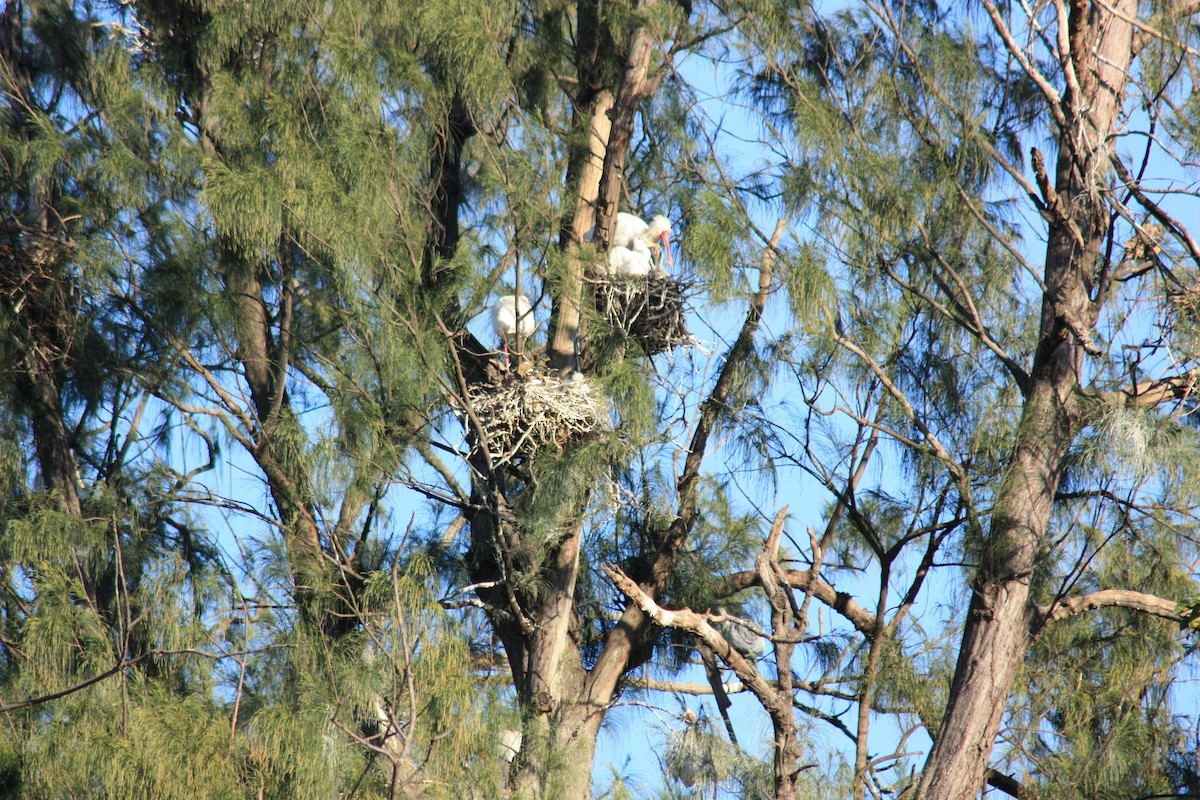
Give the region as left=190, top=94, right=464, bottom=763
left=607, top=239, right=654, bottom=277
left=615, top=213, right=673, bottom=273
left=611, top=212, right=650, bottom=247
left=498, top=730, right=523, bottom=764
left=491, top=294, right=536, bottom=364
left=587, top=212, right=675, bottom=273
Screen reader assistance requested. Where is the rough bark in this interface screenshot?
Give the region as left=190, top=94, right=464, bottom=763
left=915, top=2, right=1137, bottom=797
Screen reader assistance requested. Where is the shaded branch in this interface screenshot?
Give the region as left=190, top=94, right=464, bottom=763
left=986, top=768, right=1029, bottom=799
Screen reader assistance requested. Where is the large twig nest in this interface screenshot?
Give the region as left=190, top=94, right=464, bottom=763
left=1, top=221, right=78, bottom=364
left=590, top=273, right=691, bottom=355
left=466, top=372, right=611, bottom=463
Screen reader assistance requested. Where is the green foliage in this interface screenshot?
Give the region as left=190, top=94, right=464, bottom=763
left=4, top=0, right=1200, bottom=798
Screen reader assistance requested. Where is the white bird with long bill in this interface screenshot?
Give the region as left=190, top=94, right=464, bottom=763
left=613, top=212, right=674, bottom=273
left=491, top=294, right=536, bottom=368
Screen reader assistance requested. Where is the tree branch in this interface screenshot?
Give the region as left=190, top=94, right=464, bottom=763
left=602, top=564, right=794, bottom=724
left=1034, top=588, right=1186, bottom=631
left=717, top=566, right=877, bottom=636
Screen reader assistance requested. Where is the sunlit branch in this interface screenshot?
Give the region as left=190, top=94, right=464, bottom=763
left=1033, top=588, right=1185, bottom=631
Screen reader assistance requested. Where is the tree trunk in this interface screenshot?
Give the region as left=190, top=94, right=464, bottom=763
left=916, top=2, right=1136, bottom=797
left=17, top=345, right=80, bottom=516
left=917, top=382, right=1076, bottom=798
left=548, top=89, right=613, bottom=373
left=591, top=3, right=663, bottom=249
left=508, top=657, right=601, bottom=800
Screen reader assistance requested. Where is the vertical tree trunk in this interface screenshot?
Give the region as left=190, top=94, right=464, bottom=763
left=916, top=2, right=1136, bottom=797
left=481, top=5, right=676, bottom=796
left=548, top=90, right=613, bottom=373
left=17, top=344, right=81, bottom=515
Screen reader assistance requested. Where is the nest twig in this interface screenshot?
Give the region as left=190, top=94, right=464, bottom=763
left=466, top=373, right=611, bottom=464
left=589, top=273, right=691, bottom=355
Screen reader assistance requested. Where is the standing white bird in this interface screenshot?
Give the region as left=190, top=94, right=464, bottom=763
left=607, top=238, right=653, bottom=277
left=491, top=294, right=536, bottom=368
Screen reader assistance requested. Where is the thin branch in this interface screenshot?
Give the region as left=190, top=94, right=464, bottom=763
left=717, top=566, right=877, bottom=636
left=978, top=0, right=1068, bottom=128
left=0, top=662, right=126, bottom=713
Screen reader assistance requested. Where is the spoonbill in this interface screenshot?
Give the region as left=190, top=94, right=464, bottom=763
left=615, top=213, right=674, bottom=272
left=491, top=294, right=536, bottom=367
left=607, top=239, right=654, bottom=277
left=587, top=212, right=676, bottom=273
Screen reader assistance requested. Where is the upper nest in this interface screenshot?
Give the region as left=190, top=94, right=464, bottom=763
left=589, top=274, right=691, bottom=355
left=465, top=372, right=612, bottom=464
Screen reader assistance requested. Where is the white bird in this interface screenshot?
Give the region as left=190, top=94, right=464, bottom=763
left=615, top=213, right=674, bottom=273
left=497, top=729, right=522, bottom=764
left=587, top=212, right=676, bottom=273
left=491, top=294, right=536, bottom=367
left=607, top=239, right=654, bottom=277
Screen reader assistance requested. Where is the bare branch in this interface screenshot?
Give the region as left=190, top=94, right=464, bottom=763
left=1034, top=588, right=1186, bottom=631
left=602, top=564, right=791, bottom=720
left=1109, top=367, right=1200, bottom=410
left=978, top=0, right=1068, bottom=128
left=626, top=676, right=748, bottom=696
left=718, top=567, right=877, bottom=636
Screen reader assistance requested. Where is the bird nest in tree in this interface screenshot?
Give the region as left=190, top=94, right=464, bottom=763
left=1167, top=284, right=1200, bottom=323
left=1162, top=283, right=1200, bottom=359
left=465, top=373, right=611, bottom=463
left=589, top=274, right=691, bottom=355
left=0, top=222, right=78, bottom=363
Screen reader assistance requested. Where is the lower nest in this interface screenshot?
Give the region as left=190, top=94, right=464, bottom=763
left=590, top=274, right=691, bottom=355
left=466, top=373, right=612, bottom=463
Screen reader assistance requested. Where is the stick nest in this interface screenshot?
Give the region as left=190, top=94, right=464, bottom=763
left=0, top=221, right=78, bottom=365
left=466, top=372, right=612, bottom=463
left=590, top=274, right=691, bottom=355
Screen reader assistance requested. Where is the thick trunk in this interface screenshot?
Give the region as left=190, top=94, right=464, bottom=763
left=916, top=382, right=1074, bottom=798
left=510, top=699, right=602, bottom=800
left=481, top=7, right=675, bottom=796
left=591, top=4, right=663, bottom=248
left=18, top=348, right=80, bottom=515
left=548, top=90, right=613, bottom=373
left=916, top=3, right=1136, bottom=797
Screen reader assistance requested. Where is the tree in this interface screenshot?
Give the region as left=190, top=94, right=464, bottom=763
left=712, top=1, right=1200, bottom=797
left=4, top=0, right=1200, bottom=798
